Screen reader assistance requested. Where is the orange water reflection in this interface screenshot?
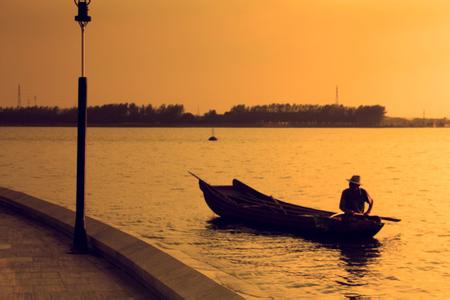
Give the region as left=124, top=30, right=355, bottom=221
left=1, top=127, right=449, bottom=298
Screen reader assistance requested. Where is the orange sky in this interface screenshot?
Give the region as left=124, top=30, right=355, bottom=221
left=2, top=0, right=450, bottom=117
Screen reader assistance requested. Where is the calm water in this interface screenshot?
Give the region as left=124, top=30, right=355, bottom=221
left=1, top=127, right=449, bottom=298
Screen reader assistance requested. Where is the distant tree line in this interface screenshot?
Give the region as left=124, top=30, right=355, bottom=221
left=0, top=102, right=395, bottom=127
left=381, top=116, right=448, bottom=127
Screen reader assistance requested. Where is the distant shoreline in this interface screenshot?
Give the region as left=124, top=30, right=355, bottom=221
left=0, top=123, right=447, bottom=128
left=1, top=103, right=448, bottom=127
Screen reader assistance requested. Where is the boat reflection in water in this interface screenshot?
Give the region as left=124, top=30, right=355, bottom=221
left=332, top=239, right=381, bottom=286
left=202, top=216, right=383, bottom=297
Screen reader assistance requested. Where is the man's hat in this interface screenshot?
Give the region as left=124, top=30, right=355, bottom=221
left=347, top=175, right=362, bottom=185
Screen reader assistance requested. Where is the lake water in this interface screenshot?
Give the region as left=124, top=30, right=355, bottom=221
left=1, top=127, right=449, bottom=298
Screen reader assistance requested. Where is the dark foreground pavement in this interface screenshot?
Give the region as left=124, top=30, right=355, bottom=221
left=0, top=207, right=153, bottom=299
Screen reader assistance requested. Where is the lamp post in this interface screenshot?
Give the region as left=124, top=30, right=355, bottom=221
left=73, top=0, right=92, bottom=252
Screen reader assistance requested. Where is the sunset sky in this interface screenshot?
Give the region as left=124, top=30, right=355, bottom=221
left=2, top=0, right=450, bottom=117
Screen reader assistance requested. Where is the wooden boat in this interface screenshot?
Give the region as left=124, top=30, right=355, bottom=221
left=194, top=175, right=384, bottom=239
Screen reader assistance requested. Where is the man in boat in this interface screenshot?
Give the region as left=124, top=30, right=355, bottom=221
left=339, top=175, right=374, bottom=216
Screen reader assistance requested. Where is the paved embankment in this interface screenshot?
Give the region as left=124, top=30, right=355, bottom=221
left=0, top=187, right=244, bottom=300
left=0, top=207, right=150, bottom=299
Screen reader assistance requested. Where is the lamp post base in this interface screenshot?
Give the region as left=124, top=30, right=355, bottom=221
left=71, top=226, right=89, bottom=253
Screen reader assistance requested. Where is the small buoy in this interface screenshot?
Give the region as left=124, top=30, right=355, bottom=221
left=208, top=128, right=218, bottom=141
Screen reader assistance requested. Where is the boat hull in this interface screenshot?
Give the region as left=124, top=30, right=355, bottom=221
left=198, top=179, right=384, bottom=239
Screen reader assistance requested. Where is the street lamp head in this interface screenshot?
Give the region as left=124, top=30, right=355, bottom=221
left=74, top=0, right=92, bottom=27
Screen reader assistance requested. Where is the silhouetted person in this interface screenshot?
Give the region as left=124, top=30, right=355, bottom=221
left=339, top=175, right=373, bottom=216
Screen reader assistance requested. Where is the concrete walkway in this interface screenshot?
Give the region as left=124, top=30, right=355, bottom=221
left=0, top=207, right=153, bottom=299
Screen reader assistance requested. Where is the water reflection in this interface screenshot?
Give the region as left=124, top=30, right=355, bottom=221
left=338, top=239, right=381, bottom=268
left=206, top=216, right=274, bottom=234
left=2, top=127, right=447, bottom=298
left=331, top=239, right=381, bottom=287
left=204, top=217, right=383, bottom=296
